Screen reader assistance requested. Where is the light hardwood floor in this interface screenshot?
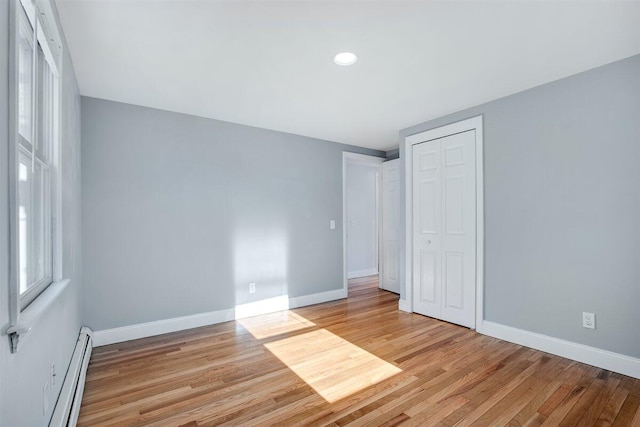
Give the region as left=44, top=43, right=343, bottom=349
left=79, top=276, right=640, bottom=426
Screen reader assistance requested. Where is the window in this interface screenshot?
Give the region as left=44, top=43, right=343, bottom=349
left=12, top=2, right=60, bottom=310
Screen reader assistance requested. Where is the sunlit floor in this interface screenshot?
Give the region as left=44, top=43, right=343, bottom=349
left=78, top=276, right=640, bottom=426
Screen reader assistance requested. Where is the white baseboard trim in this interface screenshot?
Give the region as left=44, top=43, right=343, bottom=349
left=289, top=288, right=347, bottom=309
left=347, top=268, right=378, bottom=279
left=93, top=308, right=236, bottom=347
left=398, top=299, right=411, bottom=313
left=478, top=320, right=640, bottom=379
left=93, top=288, right=347, bottom=347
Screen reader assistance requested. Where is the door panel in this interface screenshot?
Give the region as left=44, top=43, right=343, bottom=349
left=420, top=179, right=438, bottom=233
left=444, top=251, right=464, bottom=309
left=413, top=130, right=476, bottom=328
left=445, top=176, right=465, bottom=234
left=419, top=250, right=438, bottom=305
left=419, top=151, right=438, bottom=171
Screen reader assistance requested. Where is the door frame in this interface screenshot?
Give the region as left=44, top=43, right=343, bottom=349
left=342, top=152, right=385, bottom=295
left=402, top=116, right=484, bottom=329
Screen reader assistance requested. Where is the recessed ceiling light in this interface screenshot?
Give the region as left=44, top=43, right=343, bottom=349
left=334, top=52, right=358, bottom=66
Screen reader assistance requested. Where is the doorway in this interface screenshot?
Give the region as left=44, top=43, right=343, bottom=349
left=342, top=153, right=383, bottom=294
left=403, top=116, right=484, bottom=329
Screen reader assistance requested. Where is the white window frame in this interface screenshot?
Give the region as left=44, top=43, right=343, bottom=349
left=7, top=0, right=67, bottom=353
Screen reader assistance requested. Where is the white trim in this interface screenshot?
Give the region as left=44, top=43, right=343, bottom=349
left=402, top=115, right=484, bottom=329
left=398, top=299, right=412, bottom=313
left=347, top=268, right=379, bottom=279
left=19, top=0, right=64, bottom=75
left=93, top=288, right=347, bottom=347
left=342, top=152, right=385, bottom=296
left=93, top=308, right=236, bottom=347
left=8, top=0, right=21, bottom=331
left=478, top=320, right=640, bottom=379
left=234, top=296, right=290, bottom=320
left=289, top=288, right=347, bottom=309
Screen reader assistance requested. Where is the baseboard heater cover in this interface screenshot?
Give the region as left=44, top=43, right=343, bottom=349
left=50, top=326, right=93, bottom=427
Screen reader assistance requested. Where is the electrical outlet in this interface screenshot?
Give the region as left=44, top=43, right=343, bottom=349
left=582, top=312, right=596, bottom=329
left=50, top=363, right=56, bottom=387
left=43, top=380, right=50, bottom=415
left=330, top=220, right=336, bottom=230
left=249, top=282, right=256, bottom=294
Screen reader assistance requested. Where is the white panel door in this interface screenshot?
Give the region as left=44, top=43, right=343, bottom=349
left=381, top=159, right=400, bottom=293
left=413, top=130, right=476, bottom=328
left=412, top=141, right=442, bottom=319
left=441, top=131, right=476, bottom=327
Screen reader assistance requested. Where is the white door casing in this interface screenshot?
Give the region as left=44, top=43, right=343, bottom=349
left=381, top=159, right=400, bottom=293
left=404, top=116, right=483, bottom=330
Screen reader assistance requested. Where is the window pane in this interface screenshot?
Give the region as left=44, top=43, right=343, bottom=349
left=18, top=156, right=30, bottom=294
left=32, top=161, right=50, bottom=284
left=18, top=25, right=33, bottom=142
left=37, top=45, right=54, bottom=161
left=18, top=154, right=51, bottom=295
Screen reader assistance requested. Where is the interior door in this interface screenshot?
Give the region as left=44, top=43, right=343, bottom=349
left=412, top=130, right=476, bottom=328
left=381, top=159, right=400, bottom=293
left=412, top=140, right=442, bottom=319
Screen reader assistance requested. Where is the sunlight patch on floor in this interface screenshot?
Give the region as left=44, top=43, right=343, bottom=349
left=264, top=328, right=402, bottom=403
left=238, top=310, right=316, bottom=340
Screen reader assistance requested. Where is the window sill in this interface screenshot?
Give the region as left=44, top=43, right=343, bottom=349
left=6, top=278, right=71, bottom=353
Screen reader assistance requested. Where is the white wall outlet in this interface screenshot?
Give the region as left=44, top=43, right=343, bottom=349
left=582, top=312, right=596, bottom=329
left=330, top=220, right=336, bottom=230
left=50, top=363, right=56, bottom=387
left=43, top=380, right=50, bottom=414
left=249, top=282, right=256, bottom=294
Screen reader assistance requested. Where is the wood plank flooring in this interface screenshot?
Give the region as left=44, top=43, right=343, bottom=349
left=78, top=276, right=640, bottom=426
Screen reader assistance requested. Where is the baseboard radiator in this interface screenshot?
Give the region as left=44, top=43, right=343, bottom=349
left=50, top=327, right=93, bottom=427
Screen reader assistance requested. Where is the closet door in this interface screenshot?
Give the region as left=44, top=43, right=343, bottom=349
left=412, top=130, right=476, bottom=328
left=412, top=140, right=442, bottom=319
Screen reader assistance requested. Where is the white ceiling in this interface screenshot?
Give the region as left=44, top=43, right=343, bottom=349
left=55, top=0, right=640, bottom=151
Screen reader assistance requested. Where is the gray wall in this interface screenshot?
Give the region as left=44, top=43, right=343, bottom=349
left=0, top=1, right=83, bottom=425
left=82, top=97, right=384, bottom=331
left=399, top=54, right=640, bottom=358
